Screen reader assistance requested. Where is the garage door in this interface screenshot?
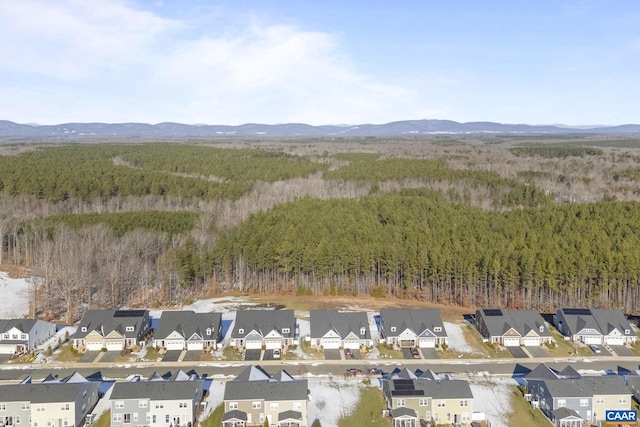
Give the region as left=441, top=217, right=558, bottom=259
left=246, top=340, right=262, bottom=350
left=187, top=342, right=204, bottom=351
left=106, top=341, right=123, bottom=351
left=87, top=342, right=103, bottom=351
left=503, top=337, right=520, bottom=347
left=167, top=340, right=184, bottom=350
left=523, top=337, right=540, bottom=346
left=265, top=341, right=281, bottom=350
left=583, top=336, right=601, bottom=345
left=322, top=340, right=340, bottom=349
left=344, top=341, right=360, bottom=349
left=418, top=339, right=435, bottom=348
left=606, top=337, right=624, bottom=345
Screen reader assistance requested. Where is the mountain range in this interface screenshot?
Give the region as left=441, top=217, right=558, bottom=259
left=1, top=119, right=639, bottom=138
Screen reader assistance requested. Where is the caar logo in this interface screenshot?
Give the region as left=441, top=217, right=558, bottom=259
left=605, top=410, right=637, bottom=424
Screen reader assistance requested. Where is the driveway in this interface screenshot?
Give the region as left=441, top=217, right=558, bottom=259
left=78, top=351, right=100, bottom=363
left=162, top=350, right=182, bottom=362
left=526, top=346, right=548, bottom=358
left=244, top=349, right=261, bottom=361
left=99, top=351, right=121, bottom=363
left=263, top=349, right=276, bottom=361
left=182, top=350, right=202, bottom=362
left=402, top=348, right=421, bottom=359
left=507, top=347, right=529, bottom=359
left=609, top=345, right=634, bottom=357
left=324, top=349, right=341, bottom=360
left=421, top=348, right=439, bottom=359
left=344, top=349, right=361, bottom=360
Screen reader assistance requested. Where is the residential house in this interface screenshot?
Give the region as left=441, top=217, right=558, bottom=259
left=309, top=310, right=372, bottom=350
left=474, top=309, right=552, bottom=347
left=231, top=310, right=295, bottom=350
left=382, top=369, right=474, bottom=426
left=379, top=309, right=447, bottom=348
left=72, top=309, right=151, bottom=351
left=153, top=311, right=223, bottom=350
left=110, top=370, right=204, bottom=427
left=222, top=365, right=308, bottom=427
left=623, top=373, right=640, bottom=402
left=0, top=318, right=56, bottom=355
left=0, top=372, right=100, bottom=427
left=555, top=308, right=636, bottom=345
left=525, top=367, right=632, bottom=425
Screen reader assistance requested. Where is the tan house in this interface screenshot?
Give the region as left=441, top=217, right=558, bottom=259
left=72, top=309, right=151, bottom=351
left=222, top=365, right=308, bottom=427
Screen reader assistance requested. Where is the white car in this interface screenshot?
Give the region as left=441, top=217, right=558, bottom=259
left=273, top=348, right=281, bottom=359
left=589, top=344, right=601, bottom=354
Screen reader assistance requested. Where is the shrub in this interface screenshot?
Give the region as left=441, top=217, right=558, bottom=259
left=441, top=343, right=448, bottom=351
left=486, top=342, right=495, bottom=349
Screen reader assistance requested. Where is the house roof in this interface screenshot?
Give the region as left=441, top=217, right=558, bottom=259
left=557, top=308, right=634, bottom=337
left=224, top=365, right=307, bottom=401
left=154, top=311, right=222, bottom=341
left=540, top=376, right=631, bottom=398
left=72, top=309, right=149, bottom=340
left=111, top=376, right=203, bottom=400
left=384, top=378, right=473, bottom=400
left=0, top=381, right=99, bottom=403
left=278, top=410, right=303, bottom=422
left=222, top=410, right=247, bottom=422
left=552, top=407, right=583, bottom=421
left=476, top=309, right=550, bottom=338
left=310, top=310, right=371, bottom=340
left=525, top=364, right=561, bottom=380
left=231, top=309, right=295, bottom=339
left=390, top=407, right=417, bottom=418
left=380, top=309, right=447, bottom=339
left=0, top=319, right=42, bottom=335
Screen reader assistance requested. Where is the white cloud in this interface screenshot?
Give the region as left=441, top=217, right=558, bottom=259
left=0, top=0, right=426, bottom=125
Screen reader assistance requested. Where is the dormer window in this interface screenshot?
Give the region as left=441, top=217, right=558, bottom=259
left=81, top=327, right=87, bottom=332
left=434, top=327, right=442, bottom=332
left=125, top=326, right=134, bottom=332
left=206, top=328, right=212, bottom=336
left=390, top=326, right=396, bottom=332
left=360, top=327, right=366, bottom=335
left=282, top=328, right=290, bottom=334
left=540, top=326, right=544, bottom=333
left=238, top=329, right=244, bottom=334
left=625, top=329, right=631, bottom=335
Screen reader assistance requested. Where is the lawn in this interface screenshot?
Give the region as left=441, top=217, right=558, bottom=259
left=453, top=323, right=512, bottom=359
left=337, top=387, right=391, bottom=427
left=200, top=404, right=224, bottom=427
left=376, top=344, right=402, bottom=359
left=91, top=411, right=111, bottom=427
left=49, top=343, right=82, bottom=362
left=508, top=387, right=552, bottom=427
left=222, top=346, right=243, bottom=361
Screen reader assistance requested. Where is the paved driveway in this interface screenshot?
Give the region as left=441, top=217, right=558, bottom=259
left=610, top=345, right=634, bottom=357
left=100, top=351, right=120, bottom=363
left=182, top=351, right=202, bottom=362
left=507, top=347, right=529, bottom=358
left=324, top=349, right=341, bottom=360
left=402, top=348, right=421, bottom=359
left=162, top=350, right=182, bottom=362
left=244, top=349, right=261, bottom=361
left=78, top=351, right=100, bottom=363
left=421, top=348, right=439, bottom=359
left=263, top=349, right=276, bottom=361
left=526, top=346, right=548, bottom=358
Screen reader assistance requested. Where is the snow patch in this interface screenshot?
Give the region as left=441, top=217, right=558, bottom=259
left=0, top=272, right=31, bottom=318
left=308, top=380, right=364, bottom=427
left=444, top=321, right=477, bottom=353
left=470, top=377, right=517, bottom=427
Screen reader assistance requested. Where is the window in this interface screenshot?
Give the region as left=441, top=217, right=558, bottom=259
left=596, top=397, right=604, bottom=404
left=419, top=399, right=428, bottom=406
left=447, top=413, right=451, bottom=422
left=282, top=328, right=290, bottom=334
left=229, top=402, right=238, bottom=410
left=81, top=327, right=87, bottom=332
left=115, top=401, right=124, bottom=409
left=112, top=414, right=122, bottom=423
left=125, top=326, right=134, bottom=332
left=390, top=326, right=396, bottom=332
left=133, top=414, right=137, bottom=422
left=437, top=401, right=446, bottom=408
left=14, top=417, right=19, bottom=425
left=558, top=399, right=566, bottom=408
left=0, top=405, right=5, bottom=411
left=20, top=334, right=26, bottom=340
left=124, top=414, right=131, bottom=424
left=206, top=328, right=211, bottom=336
left=139, top=401, right=147, bottom=408
left=580, top=399, right=588, bottom=407
left=21, top=404, right=29, bottom=411
left=252, top=402, right=261, bottom=409
left=165, top=415, right=170, bottom=424
left=155, top=403, right=163, bottom=409
left=434, top=327, right=442, bottom=332
left=152, top=416, right=156, bottom=424
left=179, top=402, right=187, bottom=408
left=626, top=329, right=631, bottom=334
left=238, top=329, right=244, bottom=334
left=146, top=414, right=150, bottom=422
left=540, top=326, right=544, bottom=332
left=293, top=402, right=302, bottom=410
left=425, top=412, right=431, bottom=420
left=397, top=400, right=405, bottom=407
left=270, top=403, right=279, bottom=411
left=36, top=406, right=45, bottom=412
left=2, top=333, right=7, bottom=339
left=259, top=414, right=265, bottom=423
left=460, top=400, right=468, bottom=407
left=4, top=417, right=13, bottom=426
left=619, top=396, right=627, bottom=404
left=61, top=404, right=69, bottom=411
left=360, top=327, right=366, bottom=335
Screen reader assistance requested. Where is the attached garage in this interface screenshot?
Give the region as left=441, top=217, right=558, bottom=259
left=582, top=336, right=602, bottom=345
left=187, top=341, right=203, bottom=351
left=418, top=339, right=436, bottom=348
left=503, top=337, right=520, bottom=347
left=265, top=340, right=281, bottom=350
left=166, top=340, right=185, bottom=350
left=321, top=339, right=340, bottom=349
left=523, top=337, right=540, bottom=346
left=86, top=342, right=103, bottom=351
left=106, top=340, right=123, bottom=351
left=0, top=345, right=15, bottom=355
left=605, top=336, right=624, bottom=345
left=245, top=340, right=262, bottom=350
left=343, top=341, right=360, bottom=349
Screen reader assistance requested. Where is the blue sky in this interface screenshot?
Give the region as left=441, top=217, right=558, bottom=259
left=1, top=0, right=638, bottom=126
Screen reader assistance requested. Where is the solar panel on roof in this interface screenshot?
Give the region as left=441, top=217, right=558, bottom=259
left=483, top=309, right=503, bottom=316
left=114, top=310, right=146, bottom=317
left=391, top=390, right=424, bottom=396
left=563, top=308, right=591, bottom=316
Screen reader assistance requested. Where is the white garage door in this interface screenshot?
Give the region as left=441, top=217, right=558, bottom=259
left=106, top=341, right=123, bottom=351
left=187, top=341, right=204, bottom=351
left=583, top=336, right=601, bottom=345
left=523, top=337, right=540, bottom=346
left=503, top=337, right=520, bottom=347
left=86, top=342, right=103, bottom=351
left=606, top=337, right=624, bottom=345
left=167, top=340, right=184, bottom=350
left=322, top=340, right=340, bottom=349
left=418, top=339, right=436, bottom=348
left=344, top=341, right=360, bottom=349
left=246, top=340, right=262, bottom=350
left=265, top=341, right=281, bottom=350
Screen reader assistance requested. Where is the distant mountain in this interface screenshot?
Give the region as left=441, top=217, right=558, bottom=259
left=1, top=119, right=639, bottom=138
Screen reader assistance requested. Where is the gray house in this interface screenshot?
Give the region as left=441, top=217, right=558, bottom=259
left=474, top=308, right=552, bottom=346
left=0, top=372, right=100, bottom=427
left=72, top=309, right=151, bottom=351
left=309, top=310, right=372, bottom=350
left=0, top=318, right=57, bottom=355
left=379, top=309, right=447, bottom=348
left=223, top=365, right=308, bottom=426
left=231, top=310, right=295, bottom=350
left=526, top=374, right=632, bottom=425
left=110, top=370, right=204, bottom=427
left=555, top=308, right=636, bottom=345
left=152, top=311, right=223, bottom=350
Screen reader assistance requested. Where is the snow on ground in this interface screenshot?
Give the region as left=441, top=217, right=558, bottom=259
left=199, top=380, right=226, bottom=421
left=444, top=321, right=477, bottom=353
left=308, top=380, right=364, bottom=427
left=0, top=272, right=30, bottom=318
left=469, top=377, right=517, bottom=427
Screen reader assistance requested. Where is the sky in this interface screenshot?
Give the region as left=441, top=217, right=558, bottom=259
left=1, top=0, right=639, bottom=126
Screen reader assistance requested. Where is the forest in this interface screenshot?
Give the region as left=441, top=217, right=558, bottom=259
left=1, top=136, right=640, bottom=321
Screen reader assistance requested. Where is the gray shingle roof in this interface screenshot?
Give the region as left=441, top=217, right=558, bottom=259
left=552, top=407, right=582, bottom=420
left=390, top=407, right=417, bottom=418
left=278, top=410, right=302, bottom=422
left=0, top=319, right=39, bottom=334
left=231, top=309, right=295, bottom=339
left=73, top=309, right=149, bottom=340
left=310, top=310, right=371, bottom=340
left=384, top=378, right=473, bottom=400
left=224, top=365, right=307, bottom=401
left=380, top=309, right=447, bottom=339
left=0, top=382, right=99, bottom=403
left=154, top=311, right=221, bottom=341
left=111, top=379, right=203, bottom=400
left=477, top=309, right=550, bottom=338
left=557, top=308, right=634, bottom=337
left=541, top=376, right=631, bottom=398
left=222, top=410, right=247, bottom=422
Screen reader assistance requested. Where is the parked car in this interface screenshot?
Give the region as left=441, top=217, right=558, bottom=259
left=367, top=367, right=382, bottom=375
left=412, top=348, right=421, bottom=358
left=346, top=368, right=363, bottom=376
left=344, top=348, right=352, bottom=358
left=589, top=344, right=601, bottom=354
left=273, top=348, right=281, bottom=359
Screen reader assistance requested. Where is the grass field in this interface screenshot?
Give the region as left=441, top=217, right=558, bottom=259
left=508, top=387, right=552, bottom=427
left=337, top=387, right=391, bottom=427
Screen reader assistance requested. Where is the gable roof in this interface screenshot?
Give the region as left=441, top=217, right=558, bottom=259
left=154, top=311, right=222, bottom=341
left=552, top=407, right=583, bottom=421
left=384, top=377, right=473, bottom=400
left=310, top=310, right=371, bottom=340
left=540, top=376, right=631, bottom=398
left=476, top=309, right=550, bottom=338
left=0, top=380, right=99, bottom=403
left=73, top=309, right=149, bottom=340
left=231, top=310, right=295, bottom=339
left=111, top=374, right=204, bottom=400
left=224, top=365, right=307, bottom=401
left=0, top=319, right=41, bottom=335
left=380, top=309, right=447, bottom=339
left=557, top=308, right=634, bottom=337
